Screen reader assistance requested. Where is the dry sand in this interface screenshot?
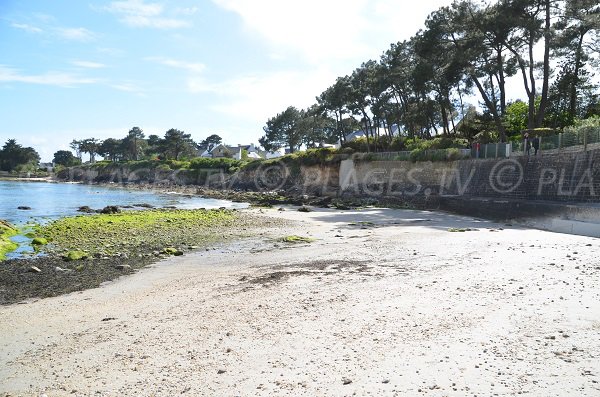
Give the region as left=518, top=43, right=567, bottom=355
left=1, top=207, right=599, bottom=396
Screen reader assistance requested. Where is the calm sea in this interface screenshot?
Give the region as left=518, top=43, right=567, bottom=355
left=0, top=180, right=246, bottom=225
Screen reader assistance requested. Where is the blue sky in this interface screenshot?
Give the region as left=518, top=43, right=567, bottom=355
left=0, top=0, right=455, bottom=162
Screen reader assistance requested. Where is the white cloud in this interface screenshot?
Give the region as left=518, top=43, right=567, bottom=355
left=10, top=23, right=43, bottom=33
left=72, top=60, right=106, bottom=69
left=105, top=0, right=163, bottom=16
left=110, top=82, right=144, bottom=94
left=55, top=27, right=96, bottom=42
left=0, top=65, right=99, bottom=87
left=189, top=68, right=336, bottom=123
left=104, top=0, right=191, bottom=29
left=174, top=7, right=199, bottom=16
left=120, top=15, right=189, bottom=28
left=146, top=57, right=205, bottom=73
left=212, top=0, right=454, bottom=64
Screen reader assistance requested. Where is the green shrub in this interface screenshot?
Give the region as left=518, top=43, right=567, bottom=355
left=156, top=164, right=171, bottom=172
left=189, top=157, right=244, bottom=172
left=410, top=148, right=427, bottom=162
left=446, top=148, right=464, bottom=161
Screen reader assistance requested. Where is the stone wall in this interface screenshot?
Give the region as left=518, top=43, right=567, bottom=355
left=340, top=149, right=600, bottom=203
left=60, top=149, right=600, bottom=205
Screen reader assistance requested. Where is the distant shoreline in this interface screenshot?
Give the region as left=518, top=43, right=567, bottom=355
left=0, top=176, right=56, bottom=183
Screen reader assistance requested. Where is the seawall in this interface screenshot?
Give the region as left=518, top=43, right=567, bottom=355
left=59, top=149, right=600, bottom=236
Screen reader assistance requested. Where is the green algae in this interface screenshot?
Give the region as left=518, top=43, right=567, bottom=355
left=64, top=250, right=89, bottom=261
left=0, top=220, right=19, bottom=260
left=281, top=235, right=316, bottom=243
left=37, top=209, right=238, bottom=259
left=31, top=237, right=48, bottom=245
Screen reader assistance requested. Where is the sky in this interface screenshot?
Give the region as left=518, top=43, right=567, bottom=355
left=0, top=0, right=457, bottom=162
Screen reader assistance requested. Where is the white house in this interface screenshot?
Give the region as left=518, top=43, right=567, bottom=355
left=263, top=148, right=285, bottom=159
left=205, top=143, right=264, bottom=160
left=340, top=125, right=401, bottom=145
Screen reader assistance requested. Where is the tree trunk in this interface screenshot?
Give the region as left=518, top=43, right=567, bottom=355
left=527, top=33, right=537, bottom=129
left=495, top=47, right=507, bottom=115
left=569, top=30, right=586, bottom=118
left=535, top=0, right=551, bottom=127
left=472, top=74, right=507, bottom=142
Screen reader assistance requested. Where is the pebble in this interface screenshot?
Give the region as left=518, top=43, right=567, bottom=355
left=28, top=266, right=41, bottom=273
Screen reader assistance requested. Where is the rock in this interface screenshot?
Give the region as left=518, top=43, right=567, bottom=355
left=77, top=206, right=95, bottom=213
left=382, top=379, right=390, bottom=384
left=162, top=247, right=184, bottom=256
left=342, top=378, right=352, bottom=385
left=31, top=237, right=48, bottom=245
left=114, top=264, right=131, bottom=270
left=28, top=266, right=41, bottom=273
left=99, top=205, right=120, bottom=214
left=134, top=203, right=154, bottom=208
left=297, top=205, right=313, bottom=213
left=63, top=250, right=89, bottom=261
left=55, top=266, right=71, bottom=272
left=217, top=369, right=226, bottom=374
left=17, top=206, right=31, bottom=210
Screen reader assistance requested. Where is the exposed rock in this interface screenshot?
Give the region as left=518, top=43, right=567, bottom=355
left=297, top=205, right=313, bottom=213
left=63, top=250, right=89, bottom=261
left=134, top=203, right=154, bottom=208
left=99, top=206, right=121, bottom=214
left=162, top=247, right=184, bottom=256
left=17, top=206, right=31, bottom=210
left=114, top=264, right=131, bottom=270
left=31, top=237, right=48, bottom=245
left=77, top=206, right=95, bottom=213
left=28, top=266, right=41, bottom=273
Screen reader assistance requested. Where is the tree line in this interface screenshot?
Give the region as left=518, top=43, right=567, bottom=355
left=59, top=129, right=224, bottom=166
left=0, top=139, right=40, bottom=172
left=259, top=0, right=599, bottom=153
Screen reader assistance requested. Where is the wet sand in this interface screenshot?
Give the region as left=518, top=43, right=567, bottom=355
left=1, top=207, right=599, bottom=396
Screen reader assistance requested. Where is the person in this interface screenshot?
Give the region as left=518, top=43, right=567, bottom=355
left=532, top=136, right=540, bottom=155
left=524, top=132, right=531, bottom=155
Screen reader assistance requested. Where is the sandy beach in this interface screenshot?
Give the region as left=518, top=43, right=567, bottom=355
left=1, top=206, right=599, bottom=396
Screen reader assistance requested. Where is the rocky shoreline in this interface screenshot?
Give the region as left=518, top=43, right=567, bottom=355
left=0, top=208, right=290, bottom=305
left=0, top=178, right=419, bottom=305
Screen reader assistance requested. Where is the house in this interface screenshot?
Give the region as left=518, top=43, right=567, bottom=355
left=340, top=125, right=401, bottom=145
left=207, top=143, right=264, bottom=160
left=39, top=162, right=54, bottom=171
left=262, top=148, right=285, bottom=159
